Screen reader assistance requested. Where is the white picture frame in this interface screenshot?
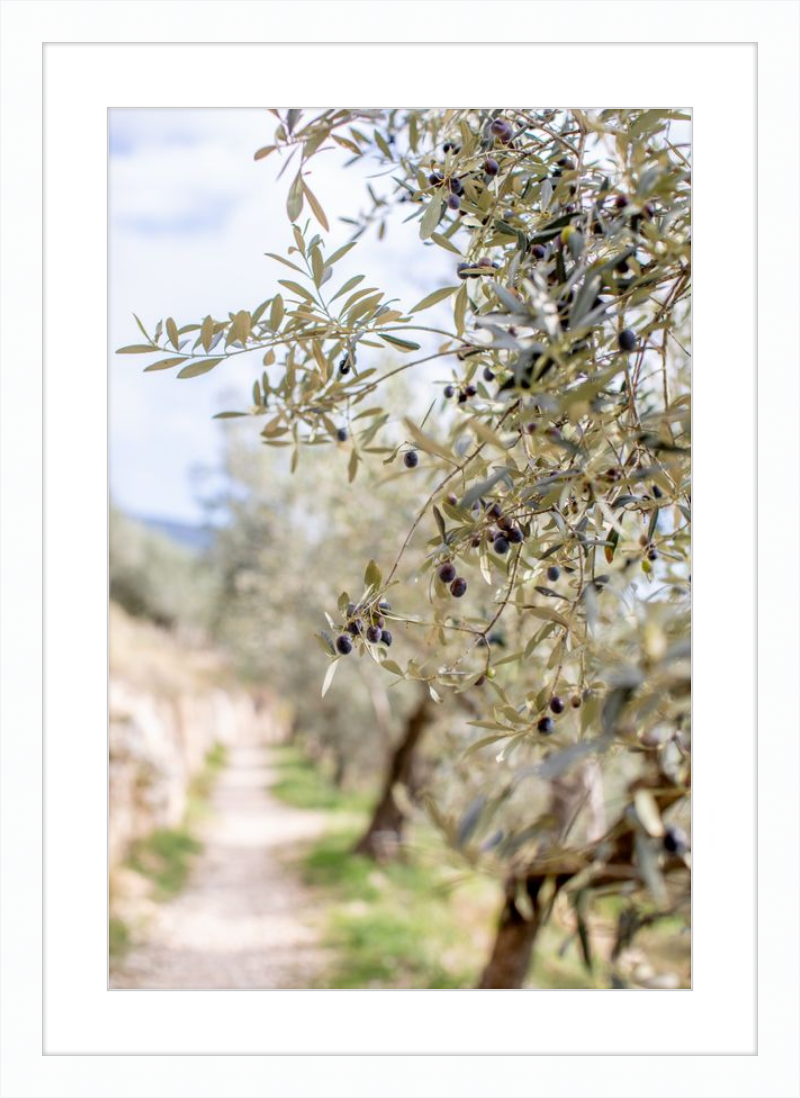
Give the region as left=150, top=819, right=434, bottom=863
left=1, top=1, right=797, bottom=1094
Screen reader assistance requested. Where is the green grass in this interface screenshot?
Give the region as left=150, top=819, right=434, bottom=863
left=186, top=741, right=228, bottom=815
left=298, top=826, right=492, bottom=988
left=271, top=744, right=497, bottom=988
left=112, top=742, right=227, bottom=956
left=109, top=915, right=131, bottom=959
left=126, top=827, right=202, bottom=899
left=269, top=744, right=662, bottom=990
left=270, top=744, right=372, bottom=813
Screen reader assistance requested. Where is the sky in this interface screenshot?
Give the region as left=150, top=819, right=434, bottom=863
left=109, top=108, right=448, bottom=524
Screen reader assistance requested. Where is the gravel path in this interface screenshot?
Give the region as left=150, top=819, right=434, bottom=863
left=111, top=745, right=327, bottom=989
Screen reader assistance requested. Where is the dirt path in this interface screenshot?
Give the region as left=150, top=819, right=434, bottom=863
left=111, top=744, right=327, bottom=989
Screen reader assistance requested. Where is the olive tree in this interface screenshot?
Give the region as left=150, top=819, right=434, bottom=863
left=119, top=108, right=691, bottom=988
left=198, top=415, right=447, bottom=856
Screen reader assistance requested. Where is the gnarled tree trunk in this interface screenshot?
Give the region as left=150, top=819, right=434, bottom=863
left=478, top=876, right=546, bottom=988
left=353, top=693, right=432, bottom=861
left=478, top=761, right=598, bottom=988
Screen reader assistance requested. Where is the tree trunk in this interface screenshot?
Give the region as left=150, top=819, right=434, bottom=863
left=478, top=876, right=545, bottom=988
left=353, top=693, right=432, bottom=861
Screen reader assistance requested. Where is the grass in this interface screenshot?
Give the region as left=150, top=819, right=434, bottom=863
left=270, top=744, right=603, bottom=989
left=109, top=915, right=131, bottom=959
left=126, top=827, right=203, bottom=899
left=299, top=826, right=491, bottom=988
left=186, top=740, right=228, bottom=816
left=110, top=742, right=228, bottom=956
left=270, top=744, right=690, bottom=990
left=269, top=743, right=372, bottom=814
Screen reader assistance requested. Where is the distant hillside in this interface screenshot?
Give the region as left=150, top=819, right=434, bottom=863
left=134, top=514, right=213, bottom=554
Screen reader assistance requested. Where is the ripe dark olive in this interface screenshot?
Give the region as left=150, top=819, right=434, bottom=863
left=450, top=576, right=468, bottom=598
left=474, top=675, right=486, bottom=687
left=443, top=141, right=460, bottom=153
left=380, top=629, right=393, bottom=647
left=446, top=492, right=458, bottom=506
left=483, top=157, right=499, bottom=176
left=428, top=171, right=444, bottom=186
left=531, top=243, right=547, bottom=259
left=346, top=621, right=361, bottom=636
left=336, top=427, right=348, bottom=442
left=339, top=356, right=351, bottom=375
left=458, top=391, right=468, bottom=404
left=470, top=535, right=482, bottom=548
left=490, top=118, right=513, bottom=143
left=335, top=634, right=353, bottom=656
left=618, top=328, right=637, bottom=353
left=570, top=695, right=582, bottom=709
left=487, top=502, right=503, bottom=519
left=647, top=548, right=658, bottom=562
left=465, top=384, right=477, bottom=398
left=550, top=696, right=565, bottom=714
left=374, top=614, right=385, bottom=629
left=378, top=599, right=391, bottom=611
left=493, top=535, right=510, bottom=555
left=366, top=624, right=382, bottom=643
left=456, top=262, right=470, bottom=280
left=438, top=561, right=457, bottom=584
left=448, top=177, right=463, bottom=195
left=482, top=367, right=495, bottom=382
left=652, top=484, right=664, bottom=499
left=447, top=193, right=461, bottom=211
left=444, top=384, right=455, bottom=398
left=663, top=825, right=688, bottom=856
left=615, top=194, right=629, bottom=209
left=537, top=716, right=555, bottom=735
left=546, top=565, right=560, bottom=582
left=403, top=450, right=419, bottom=468
left=507, top=527, right=524, bottom=544
left=557, top=156, right=575, bottom=170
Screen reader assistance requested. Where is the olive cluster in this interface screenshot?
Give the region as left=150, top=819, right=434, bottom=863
left=336, top=600, right=393, bottom=656
left=537, top=691, right=585, bottom=735
left=428, top=170, right=465, bottom=210
left=436, top=561, right=467, bottom=599
left=457, top=258, right=501, bottom=280
left=443, top=382, right=477, bottom=404
left=482, top=501, right=526, bottom=555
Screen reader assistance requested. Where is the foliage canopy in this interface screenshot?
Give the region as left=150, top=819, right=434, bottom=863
left=120, top=108, right=691, bottom=980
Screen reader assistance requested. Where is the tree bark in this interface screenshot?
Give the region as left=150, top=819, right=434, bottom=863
left=353, top=693, right=432, bottom=861
left=478, top=876, right=546, bottom=988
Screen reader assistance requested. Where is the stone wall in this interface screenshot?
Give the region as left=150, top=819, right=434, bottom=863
left=109, top=605, right=287, bottom=867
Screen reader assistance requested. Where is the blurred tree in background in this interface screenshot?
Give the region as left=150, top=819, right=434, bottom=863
left=120, top=108, right=691, bottom=988
left=199, top=410, right=460, bottom=857
left=109, top=504, right=217, bottom=632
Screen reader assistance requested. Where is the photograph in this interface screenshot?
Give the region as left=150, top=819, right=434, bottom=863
left=108, top=106, right=691, bottom=991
